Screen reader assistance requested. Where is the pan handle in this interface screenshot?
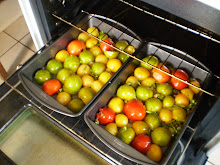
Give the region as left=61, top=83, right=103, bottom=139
left=176, top=125, right=197, bottom=165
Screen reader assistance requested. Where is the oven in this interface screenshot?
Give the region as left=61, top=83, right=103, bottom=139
left=0, top=0, right=220, bottom=164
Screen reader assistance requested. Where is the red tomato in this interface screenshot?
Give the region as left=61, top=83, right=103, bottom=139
left=67, top=40, right=86, bottom=56
left=96, top=108, right=116, bottom=125
left=131, top=134, right=151, bottom=154
left=152, top=65, right=171, bottom=83
left=100, top=38, right=115, bottom=52
left=124, top=100, right=146, bottom=121
left=42, top=79, right=62, bottom=96
left=170, top=69, right=189, bottom=90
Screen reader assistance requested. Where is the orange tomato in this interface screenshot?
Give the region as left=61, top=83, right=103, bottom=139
left=42, top=79, right=61, bottom=96
left=146, top=144, right=162, bottom=162
left=67, top=40, right=86, bottom=56
left=152, top=65, right=171, bottom=83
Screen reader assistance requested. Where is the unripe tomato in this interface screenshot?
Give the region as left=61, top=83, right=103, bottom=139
left=156, top=83, right=173, bottom=96
left=126, top=76, right=139, bottom=88
left=159, top=108, right=173, bottom=123
left=117, top=126, right=135, bottom=144
left=105, top=123, right=118, bottom=136
left=108, top=97, right=124, bottom=113
left=146, top=144, right=162, bottom=162
left=115, top=114, right=128, bottom=127
left=116, top=85, right=136, bottom=101
left=163, top=95, right=175, bottom=108
left=170, top=69, right=189, bottom=90
left=134, top=67, right=150, bottom=81
left=124, top=100, right=146, bottom=121
left=132, top=121, right=149, bottom=135
left=131, top=134, right=151, bottom=154
left=189, top=80, right=201, bottom=94
left=42, top=79, right=61, bottom=96
left=67, top=40, right=86, bottom=56
left=172, top=107, right=186, bottom=122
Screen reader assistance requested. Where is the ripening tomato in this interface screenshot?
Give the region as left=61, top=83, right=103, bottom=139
left=100, top=38, right=114, bottom=52
left=170, top=69, right=189, bottom=90
left=67, top=40, right=86, bottom=56
left=42, top=79, right=61, bottom=96
left=124, top=100, right=146, bottom=121
left=152, top=65, right=171, bottom=83
left=131, top=134, right=151, bottom=154
left=95, top=108, right=116, bottom=125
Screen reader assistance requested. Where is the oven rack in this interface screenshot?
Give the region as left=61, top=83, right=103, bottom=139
left=52, top=11, right=219, bottom=98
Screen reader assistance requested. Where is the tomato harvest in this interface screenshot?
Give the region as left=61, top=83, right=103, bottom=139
left=95, top=108, right=116, bottom=125
left=42, top=79, right=61, bottom=96
left=124, top=100, right=146, bottom=121
left=170, top=69, right=189, bottom=90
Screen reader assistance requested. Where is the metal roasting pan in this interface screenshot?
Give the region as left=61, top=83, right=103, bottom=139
left=18, top=13, right=142, bottom=117
left=84, top=41, right=212, bottom=165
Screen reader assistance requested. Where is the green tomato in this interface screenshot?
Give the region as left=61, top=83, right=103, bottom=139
left=163, top=95, right=175, bottom=108
left=91, top=62, right=106, bottom=76
left=117, top=126, right=135, bottom=144
left=156, top=83, right=173, bottom=96
left=136, top=85, right=154, bottom=101
left=104, top=50, right=119, bottom=58
left=144, top=114, right=161, bottom=130
left=68, top=98, right=85, bottom=113
left=64, top=55, right=80, bottom=73
left=79, top=50, right=94, bottom=64
left=63, top=75, right=82, bottom=95
left=78, top=87, right=96, bottom=104
left=34, top=69, right=51, bottom=85
left=56, top=68, right=73, bottom=84
left=46, top=59, right=63, bottom=75
left=145, top=98, right=162, bottom=112
left=151, top=127, right=171, bottom=147
left=116, top=85, right=136, bottom=101
left=140, top=55, right=159, bottom=70
left=115, top=40, right=129, bottom=50
left=118, top=52, right=129, bottom=63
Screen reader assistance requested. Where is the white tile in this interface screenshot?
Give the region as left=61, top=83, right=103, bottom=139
left=0, top=0, right=22, bottom=32
left=0, top=42, right=34, bottom=77
left=4, top=16, right=29, bottom=41
left=20, top=33, right=37, bottom=52
left=0, top=32, right=17, bottom=56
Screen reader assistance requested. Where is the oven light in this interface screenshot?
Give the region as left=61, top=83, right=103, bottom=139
left=197, top=0, right=220, bottom=10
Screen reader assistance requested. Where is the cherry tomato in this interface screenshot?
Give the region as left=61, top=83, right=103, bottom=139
left=124, top=100, right=146, bottom=121
left=152, top=65, right=171, bottom=83
left=100, top=38, right=115, bottom=52
left=96, top=108, right=116, bottom=125
left=42, top=79, right=61, bottom=96
left=67, top=40, right=86, bottom=56
left=170, top=69, right=189, bottom=90
left=131, top=134, right=151, bottom=154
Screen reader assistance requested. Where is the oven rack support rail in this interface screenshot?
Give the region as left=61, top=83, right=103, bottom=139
left=52, top=12, right=219, bottom=98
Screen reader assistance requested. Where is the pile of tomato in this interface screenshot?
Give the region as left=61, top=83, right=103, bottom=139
left=95, top=55, right=201, bottom=162
left=34, top=27, right=135, bottom=113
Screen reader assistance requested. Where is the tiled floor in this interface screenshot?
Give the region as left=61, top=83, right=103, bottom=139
left=0, top=7, right=36, bottom=85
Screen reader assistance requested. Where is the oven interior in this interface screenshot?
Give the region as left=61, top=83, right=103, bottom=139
left=4, top=0, right=220, bottom=164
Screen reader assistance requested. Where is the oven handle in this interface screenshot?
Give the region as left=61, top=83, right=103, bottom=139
left=177, top=125, right=198, bottom=165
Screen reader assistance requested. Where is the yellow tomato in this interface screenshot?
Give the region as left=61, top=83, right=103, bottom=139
left=82, top=75, right=94, bottom=87
left=78, top=32, right=90, bottom=42
left=134, top=67, right=150, bottom=81
left=86, top=38, right=98, bottom=48
left=107, top=58, right=122, bottom=72
left=55, top=50, right=69, bottom=63
left=115, top=114, right=128, bottom=127
left=98, top=71, right=112, bottom=84
left=175, top=93, right=189, bottom=107
left=87, top=27, right=99, bottom=37
left=181, top=88, right=194, bottom=100
left=159, top=108, right=173, bottom=123
left=91, top=80, right=104, bottom=93
left=77, top=64, right=90, bottom=77
left=90, top=46, right=102, bottom=57
left=189, top=80, right=201, bottom=94
left=141, top=77, right=156, bottom=87
left=146, top=144, right=162, bottom=162
left=105, top=123, right=118, bottom=136
left=95, top=54, right=108, bottom=64
left=172, top=107, right=186, bottom=122
left=108, top=97, right=124, bottom=113
left=56, top=92, right=71, bottom=106
left=126, top=76, right=139, bottom=88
